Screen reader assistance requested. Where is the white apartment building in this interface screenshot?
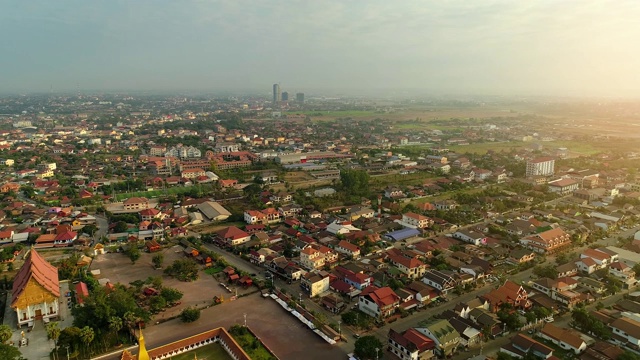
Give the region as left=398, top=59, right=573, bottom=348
left=526, top=157, right=555, bottom=177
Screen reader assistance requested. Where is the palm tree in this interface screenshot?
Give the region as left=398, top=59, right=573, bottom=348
left=109, top=317, right=123, bottom=343
left=45, top=322, right=61, bottom=353
left=80, top=326, right=95, bottom=359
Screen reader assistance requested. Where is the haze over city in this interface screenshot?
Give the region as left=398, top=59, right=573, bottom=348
left=2, top=0, right=640, bottom=97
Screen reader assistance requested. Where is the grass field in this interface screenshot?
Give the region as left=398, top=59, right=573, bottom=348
left=285, top=110, right=385, bottom=118
left=230, top=330, right=276, bottom=360
left=448, top=141, right=529, bottom=154
left=169, top=343, right=232, bottom=360
left=205, top=266, right=225, bottom=275
left=114, top=186, right=210, bottom=201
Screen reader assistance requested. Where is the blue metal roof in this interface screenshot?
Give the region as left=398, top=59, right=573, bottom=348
left=385, top=228, right=420, bottom=241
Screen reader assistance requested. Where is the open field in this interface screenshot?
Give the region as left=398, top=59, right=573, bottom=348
left=169, top=343, right=232, bottom=360
left=90, top=247, right=254, bottom=320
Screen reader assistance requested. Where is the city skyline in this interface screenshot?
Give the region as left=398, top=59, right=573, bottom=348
left=2, top=1, right=640, bottom=97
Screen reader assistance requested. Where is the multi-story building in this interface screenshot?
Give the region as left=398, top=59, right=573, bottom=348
left=273, top=84, right=281, bottom=103
left=388, top=328, right=436, bottom=360
left=335, top=240, right=361, bottom=259
left=389, top=255, right=426, bottom=280
left=402, top=212, right=434, bottom=229
left=301, top=272, right=330, bottom=297
left=300, top=247, right=325, bottom=270
left=123, top=197, right=150, bottom=211
left=358, top=286, right=400, bottom=319
left=165, top=146, right=201, bottom=159
left=526, top=157, right=555, bottom=177
left=149, top=146, right=166, bottom=156
left=519, top=227, right=571, bottom=254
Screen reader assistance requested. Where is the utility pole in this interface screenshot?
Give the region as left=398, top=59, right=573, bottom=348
left=244, top=313, right=247, bottom=327
left=66, top=345, right=70, bottom=360
left=338, top=320, right=341, bottom=340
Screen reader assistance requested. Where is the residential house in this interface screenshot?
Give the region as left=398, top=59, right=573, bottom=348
left=416, top=320, right=461, bottom=357
left=500, top=334, right=554, bottom=359
left=139, top=208, right=161, bottom=222
left=402, top=212, right=434, bottom=229
left=507, top=248, right=536, bottom=265
left=422, top=270, right=456, bottom=294
left=580, top=248, right=613, bottom=270
left=390, top=255, right=426, bottom=280
left=216, top=226, right=251, bottom=246
left=578, top=278, right=606, bottom=294
left=539, top=323, right=587, bottom=354
left=609, top=261, right=636, bottom=286
left=301, top=272, right=330, bottom=297
left=388, top=328, right=436, bottom=360
left=385, top=187, right=405, bottom=199
left=358, top=286, right=400, bottom=319
left=610, top=317, right=640, bottom=348
left=448, top=317, right=482, bottom=347
left=481, top=281, right=532, bottom=312
left=300, top=247, right=326, bottom=270
left=575, top=256, right=599, bottom=274
left=335, top=240, right=361, bottom=259
left=452, top=230, right=487, bottom=246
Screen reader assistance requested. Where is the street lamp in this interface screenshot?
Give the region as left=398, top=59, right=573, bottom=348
left=299, top=292, right=302, bottom=303
left=338, top=320, right=341, bottom=339
left=375, top=347, right=379, bottom=360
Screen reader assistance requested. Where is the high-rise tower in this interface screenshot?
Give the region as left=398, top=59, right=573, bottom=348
left=296, top=92, right=304, bottom=103
left=273, top=84, right=281, bottom=103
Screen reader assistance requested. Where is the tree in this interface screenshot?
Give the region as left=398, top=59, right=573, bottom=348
left=80, top=326, right=95, bottom=358
left=0, top=325, right=11, bottom=344
left=532, top=265, right=557, bottom=279
left=180, top=307, right=201, bottom=323
left=339, top=169, right=370, bottom=197
left=164, top=259, right=199, bottom=281
left=82, top=224, right=98, bottom=236
left=126, top=246, right=140, bottom=264
left=45, top=321, right=61, bottom=352
left=354, top=335, right=384, bottom=360
left=108, top=316, right=123, bottom=342
left=113, top=221, right=129, bottom=233
left=160, top=287, right=183, bottom=304
left=152, top=253, right=164, bottom=269
left=149, top=296, right=167, bottom=313
left=0, top=343, right=25, bottom=360
left=497, top=352, right=516, bottom=360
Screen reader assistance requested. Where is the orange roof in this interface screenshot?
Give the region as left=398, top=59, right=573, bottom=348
left=11, top=249, right=60, bottom=307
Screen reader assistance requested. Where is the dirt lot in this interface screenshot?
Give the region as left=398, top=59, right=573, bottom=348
left=90, top=246, right=254, bottom=319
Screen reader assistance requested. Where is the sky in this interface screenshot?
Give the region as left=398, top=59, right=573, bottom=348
left=1, top=0, right=640, bottom=97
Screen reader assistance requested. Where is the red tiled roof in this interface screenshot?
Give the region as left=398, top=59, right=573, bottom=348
left=216, top=226, right=249, bottom=240
left=11, top=249, right=60, bottom=306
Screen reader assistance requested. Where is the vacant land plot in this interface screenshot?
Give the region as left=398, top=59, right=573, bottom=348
left=90, top=247, right=252, bottom=319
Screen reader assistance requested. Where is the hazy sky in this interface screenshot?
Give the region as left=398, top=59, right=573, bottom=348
left=1, top=0, right=640, bottom=97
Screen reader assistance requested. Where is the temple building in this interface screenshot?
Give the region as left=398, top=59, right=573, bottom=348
left=11, top=248, right=60, bottom=327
